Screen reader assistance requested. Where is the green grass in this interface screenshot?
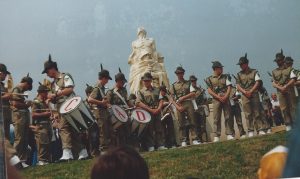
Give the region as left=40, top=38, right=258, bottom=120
left=22, top=132, right=287, bottom=179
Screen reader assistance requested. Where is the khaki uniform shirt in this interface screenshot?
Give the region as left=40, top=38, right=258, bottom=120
left=170, top=80, right=194, bottom=100
left=0, top=82, right=10, bottom=108
left=10, top=86, right=28, bottom=111
left=90, top=83, right=107, bottom=109
left=237, top=68, right=261, bottom=91
left=136, top=86, right=160, bottom=109
left=51, top=73, right=75, bottom=104
left=31, top=97, right=50, bottom=124
left=206, top=74, right=231, bottom=94
left=106, top=87, right=128, bottom=106
left=272, top=66, right=295, bottom=86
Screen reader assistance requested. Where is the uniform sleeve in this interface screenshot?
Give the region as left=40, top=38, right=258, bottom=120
left=135, top=91, right=143, bottom=105
left=11, top=88, right=22, bottom=101
left=90, top=87, right=99, bottom=99
left=31, top=101, right=40, bottom=112
left=225, top=76, right=232, bottom=86
left=205, top=78, right=212, bottom=89
left=106, top=90, right=113, bottom=103
left=255, top=72, right=261, bottom=81
left=190, top=84, right=196, bottom=93
left=64, top=74, right=74, bottom=87
left=290, top=70, right=296, bottom=79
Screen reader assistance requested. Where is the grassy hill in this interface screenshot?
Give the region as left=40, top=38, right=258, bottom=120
left=22, top=132, right=287, bottom=179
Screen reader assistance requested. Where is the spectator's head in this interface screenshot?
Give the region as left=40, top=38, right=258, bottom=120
left=271, top=93, right=277, bottom=100
left=91, top=146, right=149, bottom=179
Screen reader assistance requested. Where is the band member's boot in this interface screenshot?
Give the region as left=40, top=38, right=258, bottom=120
left=78, top=148, right=89, bottom=160
left=60, top=148, right=74, bottom=161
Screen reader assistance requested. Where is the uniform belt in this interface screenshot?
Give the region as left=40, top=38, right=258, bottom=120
left=12, top=109, right=29, bottom=112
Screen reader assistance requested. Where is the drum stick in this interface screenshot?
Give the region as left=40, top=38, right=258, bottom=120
left=124, top=107, right=135, bottom=111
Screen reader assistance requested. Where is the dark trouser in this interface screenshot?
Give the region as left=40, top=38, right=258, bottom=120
left=231, top=104, right=246, bottom=136
left=161, top=115, right=176, bottom=147
left=194, top=110, right=208, bottom=143
left=141, top=114, right=165, bottom=148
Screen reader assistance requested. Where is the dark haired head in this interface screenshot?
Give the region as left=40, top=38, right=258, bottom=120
left=91, top=146, right=149, bottom=179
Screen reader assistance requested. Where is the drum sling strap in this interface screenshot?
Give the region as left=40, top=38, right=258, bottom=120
left=113, top=88, right=129, bottom=108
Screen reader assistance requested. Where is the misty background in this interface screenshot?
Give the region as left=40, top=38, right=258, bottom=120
left=0, top=0, right=300, bottom=98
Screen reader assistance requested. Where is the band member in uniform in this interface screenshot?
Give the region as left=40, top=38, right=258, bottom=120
left=85, top=84, right=100, bottom=157
left=42, top=54, right=89, bottom=161
left=159, top=85, right=177, bottom=148
left=106, top=68, right=130, bottom=146
left=206, top=61, right=234, bottom=142
left=236, top=54, right=266, bottom=137
left=170, top=66, right=200, bottom=146
left=31, top=83, right=52, bottom=165
left=229, top=87, right=246, bottom=138
left=0, top=64, right=24, bottom=168
left=190, top=75, right=209, bottom=143
left=10, top=73, right=33, bottom=166
left=272, top=50, right=296, bottom=131
left=136, top=72, right=167, bottom=151
left=88, top=65, right=113, bottom=152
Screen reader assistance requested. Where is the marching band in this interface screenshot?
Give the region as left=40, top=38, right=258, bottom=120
left=0, top=48, right=299, bottom=168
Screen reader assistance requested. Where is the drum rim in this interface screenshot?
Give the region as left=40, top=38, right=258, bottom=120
left=59, top=96, right=83, bottom=114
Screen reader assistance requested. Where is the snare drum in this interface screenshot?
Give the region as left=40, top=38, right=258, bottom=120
left=130, top=109, right=151, bottom=137
left=59, top=96, right=95, bottom=132
left=109, top=105, right=128, bottom=130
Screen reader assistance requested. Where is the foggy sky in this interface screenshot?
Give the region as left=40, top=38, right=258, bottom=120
left=0, top=0, right=300, bottom=98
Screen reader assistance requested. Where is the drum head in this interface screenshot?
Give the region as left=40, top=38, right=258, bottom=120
left=111, top=105, right=128, bottom=123
left=60, top=96, right=82, bottom=114
left=131, top=109, right=151, bottom=124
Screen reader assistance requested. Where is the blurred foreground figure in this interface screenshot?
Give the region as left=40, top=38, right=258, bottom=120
left=282, top=100, right=300, bottom=177
left=91, top=146, right=149, bottom=179
left=257, top=145, right=287, bottom=179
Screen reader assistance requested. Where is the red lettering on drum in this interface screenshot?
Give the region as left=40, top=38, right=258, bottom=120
left=64, top=98, right=78, bottom=112
left=136, top=111, right=146, bottom=122
left=115, top=108, right=126, bottom=120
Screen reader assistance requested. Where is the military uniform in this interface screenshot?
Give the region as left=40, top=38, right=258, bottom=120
left=51, top=73, right=85, bottom=152
left=0, top=81, right=17, bottom=160
left=193, top=85, right=209, bottom=143
left=31, top=97, right=52, bottom=162
left=206, top=72, right=234, bottom=137
left=236, top=55, right=265, bottom=134
left=90, top=82, right=112, bottom=150
left=11, top=85, right=30, bottom=161
left=170, top=67, right=199, bottom=144
left=272, top=65, right=296, bottom=126
left=136, top=86, right=165, bottom=149
left=106, top=86, right=130, bottom=146
left=85, top=84, right=100, bottom=157
left=229, top=88, right=246, bottom=137
left=160, top=89, right=177, bottom=147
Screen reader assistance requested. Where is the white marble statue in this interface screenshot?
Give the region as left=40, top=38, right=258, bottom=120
left=128, top=27, right=170, bottom=94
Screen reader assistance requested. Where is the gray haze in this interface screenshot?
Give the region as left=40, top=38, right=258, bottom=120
left=1, top=0, right=300, bottom=98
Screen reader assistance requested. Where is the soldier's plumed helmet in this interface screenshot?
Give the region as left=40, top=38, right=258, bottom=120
left=274, top=49, right=285, bottom=62
left=0, top=64, right=10, bottom=74
left=141, top=72, right=153, bottom=81
left=42, top=54, right=58, bottom=74
left=37, top=84, right=50, bottom=93
left=174, top=66, right=185, bottom=74
left=284, top=56, right=294, bottom=64
left=212, top=61, right=224, bottom=69
left=189, top=75, right=198, bottom=81
left=99, top=69, right=112, bottom=80
left=237, top=53, right=249, bottom=65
